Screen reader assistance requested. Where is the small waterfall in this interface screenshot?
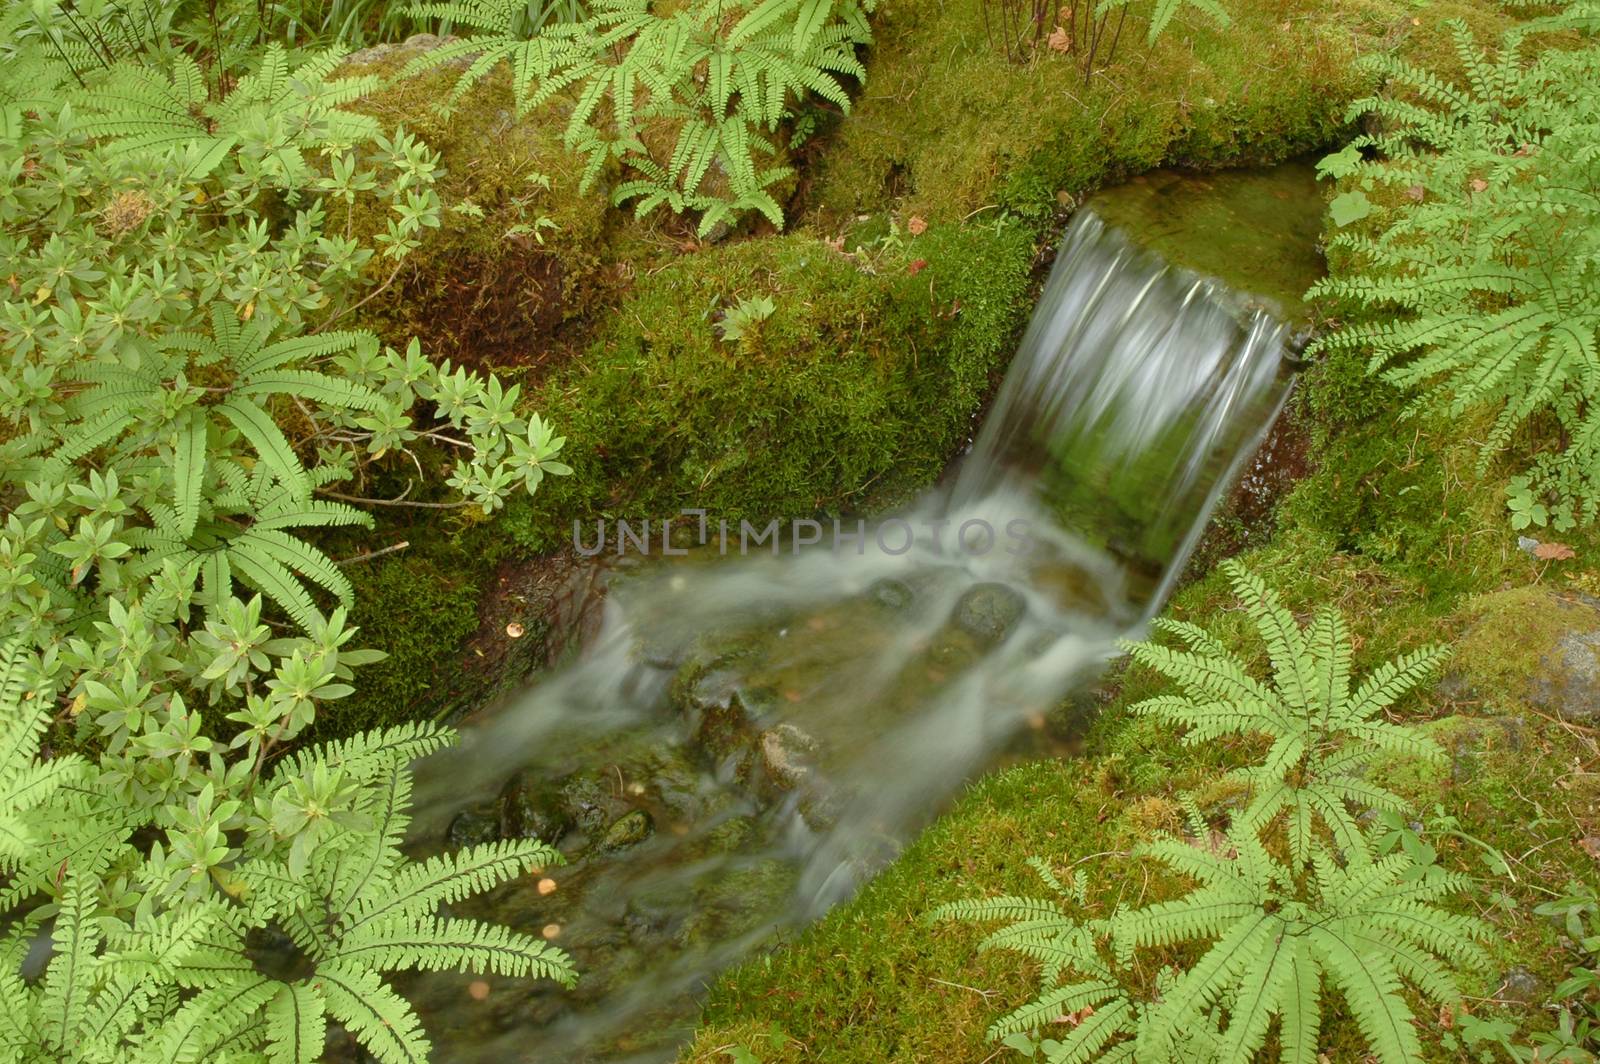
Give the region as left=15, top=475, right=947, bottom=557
left=951, top=212, right=1290, bottom=611
left=406, top=211, right=1292, bottom=1063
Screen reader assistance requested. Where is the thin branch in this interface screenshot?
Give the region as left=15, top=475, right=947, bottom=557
left=335, top=540, right=411, bottom=567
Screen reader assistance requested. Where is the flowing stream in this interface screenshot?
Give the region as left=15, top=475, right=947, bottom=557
left=400, top=168, right=1319, bottom=1062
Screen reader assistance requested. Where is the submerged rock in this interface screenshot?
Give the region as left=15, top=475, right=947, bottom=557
left=601, top=810, right=656, bottom=851
left=868, top=577, right=915, bottom=611
left=759, top=724, right=820, bottom=791
left=952, top=583, right=1027, bottom=647
left=446, top=807, right=499, bottom=849
left=557, top=772, right=634, bottom=840
left=498, top=770, right=574, bottom=845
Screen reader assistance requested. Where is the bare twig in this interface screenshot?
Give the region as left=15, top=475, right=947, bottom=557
left=335, top=540, right=411, bottom=567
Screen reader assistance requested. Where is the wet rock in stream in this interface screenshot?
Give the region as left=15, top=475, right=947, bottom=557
left=758, top=723, right=819, bottom=791
left=600, top=809, right=655, bottom=851
left=498, top=769, right=574, bottom=845
left=445, top=808, right=500, bottom=849
left=952, top=582, right=1027, bottom=647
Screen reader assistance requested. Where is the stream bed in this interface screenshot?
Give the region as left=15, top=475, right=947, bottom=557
left=394, top=161, right=1328, bottom=1063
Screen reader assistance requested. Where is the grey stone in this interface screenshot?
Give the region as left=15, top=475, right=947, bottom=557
left=1530, top=629, right=1600, bottom=722
left=1499, top=966, right=1545, bottom=1006
left=952, top=583, right=1027, bottom=647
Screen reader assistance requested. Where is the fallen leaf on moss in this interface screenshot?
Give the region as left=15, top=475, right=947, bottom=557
left=907, top=215, right=927, bottom=235
left=1533, top=542, right=1575, bottom=560
left=908, top=258, right=929, bottom=275
left=1047, top=25, right=1070, bottom=52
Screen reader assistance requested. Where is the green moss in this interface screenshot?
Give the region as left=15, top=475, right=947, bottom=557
left=802, top=0, right=1392, bottom=227
left=495, top=220, right=1036, bottom=552
left=339, top=58, right=613, bottom=369
left=320, top=552, right=486, bottom=735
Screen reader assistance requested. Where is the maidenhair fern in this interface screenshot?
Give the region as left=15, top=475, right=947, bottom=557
left=938, top=567, right=1487, bottom=1063
left=939, top=823, right=1487, bottom=1064
left=1309, top=5, right=1600, bottom=529
left=76, top=45, right=383, bottom=184
left=0, top=644, right=574, bottom=1064
left=1126, top=560, right=1447, bottom=863
left=405, top=0, right=873, bottom=234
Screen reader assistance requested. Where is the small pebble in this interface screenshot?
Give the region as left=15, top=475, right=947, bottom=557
left=541, top=923, right=561, bottom=940
left=537, top=877, right=558, bottom=896
left=506, top=622, right=525, bottom=638
left=468, top=980, right=490, bottom=1001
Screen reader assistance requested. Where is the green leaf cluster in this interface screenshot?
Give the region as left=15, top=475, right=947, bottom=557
left=0, top=637, right=574, bottom=1064
left=1, top=11, right=579, bottom=1060
left=1308, top=3, right=1600, bottom=529
left=403, top=0, right=874, bottom=234
left=936, top=563, right=1487, bottom=1063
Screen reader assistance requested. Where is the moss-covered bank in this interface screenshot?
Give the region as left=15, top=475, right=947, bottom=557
left=499, top=221, right=1035, bottom=553
left=673, top=2, right=1600, bottom=1055
left=801, top=0, right=1424, bottom=226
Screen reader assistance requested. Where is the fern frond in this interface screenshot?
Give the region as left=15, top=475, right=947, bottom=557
left=316, top=962, right=430, bottom=1064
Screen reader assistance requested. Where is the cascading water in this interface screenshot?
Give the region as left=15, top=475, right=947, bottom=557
left=401, top=208, right=1293, bottom=1063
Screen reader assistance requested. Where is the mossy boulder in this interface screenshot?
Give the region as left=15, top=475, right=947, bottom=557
left=324, top=552, right=485, bottom=735
left=1444, top=587, right=1600, bottom=722
left=340, top=49, right=613, bottom=370
left=498, top=220, right=1035, bottom=552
